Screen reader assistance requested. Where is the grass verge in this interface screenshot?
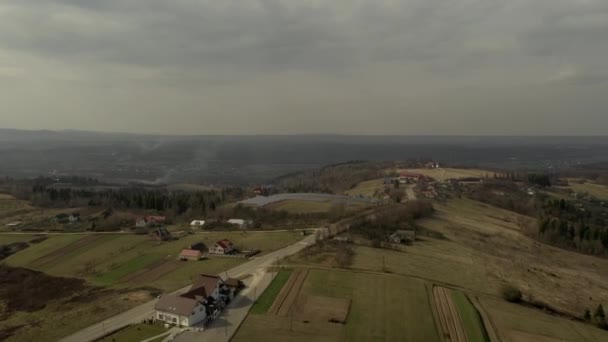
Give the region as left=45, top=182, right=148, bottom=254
left=452, top=291, right=490, bottom=342
left=97, top=323, right=168, bottom=342
left=250, top=269, right=293, bottom=314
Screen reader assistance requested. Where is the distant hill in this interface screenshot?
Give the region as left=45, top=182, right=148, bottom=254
left=1, top=129, right=608, bottom=185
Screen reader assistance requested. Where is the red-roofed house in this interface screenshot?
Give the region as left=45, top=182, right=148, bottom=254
left=399, top=172, right=426, bottom=184
left=179, top=249, right=203, bottom=261
left=209, top=239, right=235, bottom=255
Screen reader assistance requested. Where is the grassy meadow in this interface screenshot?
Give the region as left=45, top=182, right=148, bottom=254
left=235, top=268, right=439, bottom=342
left=344, top=178, right=385, bottom=197
left=2, top=231, right=302, bottom=290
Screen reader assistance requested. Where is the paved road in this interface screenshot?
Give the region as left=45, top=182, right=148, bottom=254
left=59, top=234, right=315, bottom=342
left=405, top=185, right=417, bottom=200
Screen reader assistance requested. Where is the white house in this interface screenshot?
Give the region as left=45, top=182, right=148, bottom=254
left=155, top=290, right=207, bottom=327
left=209, top=239, right=235, bottom=255
left=190, top=220, right=205, bottom=227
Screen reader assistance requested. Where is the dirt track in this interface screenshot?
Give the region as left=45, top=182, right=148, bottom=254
left=29, top=235, right=105, bottom=268
left=267, top=268, right=309, bottom=316
left=433, top=286, right=468, bottom=342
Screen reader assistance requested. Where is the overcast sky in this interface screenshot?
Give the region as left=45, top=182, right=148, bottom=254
left=1, top=0, right=607, bottom=135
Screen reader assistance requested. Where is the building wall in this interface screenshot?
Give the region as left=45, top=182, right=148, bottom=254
left=156, top=311, right=186, bottom=326
left=156, top=304, right=207, bottom=327
left=209, top=246, right=225, bottom=254
left=188, top=304, right=207, bottom=326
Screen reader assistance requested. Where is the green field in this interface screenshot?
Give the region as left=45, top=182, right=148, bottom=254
left=451, top=291, right=489, bottom=342
left=0, top=194, right=34, bottom=221
left=558, top=180, right=608, bottom=200
left=344, top=178, right=385, bottom=197
left=0, top=234, right=46, bottom=244
left=266, top=200, right=336, bottom=213
left=235, top=269, right=439, bottom=342
left=3, top=231, right=301, bottom=290
left=97, top=323, right=168, bottom=342
left=250, top=269, right=293, bottom=314
left=0, top=230, right=303, bottom=342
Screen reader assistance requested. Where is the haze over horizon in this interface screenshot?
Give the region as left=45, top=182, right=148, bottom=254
left=1, top=0, right=607, bottom=135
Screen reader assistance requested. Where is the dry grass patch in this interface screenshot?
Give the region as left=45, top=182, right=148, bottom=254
left=395, top=168, right=496, bottom=181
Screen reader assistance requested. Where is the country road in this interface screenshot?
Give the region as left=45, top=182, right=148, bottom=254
left=405, top=184, right=417, bottom=200
left=59, top=234, right=316, bottom=342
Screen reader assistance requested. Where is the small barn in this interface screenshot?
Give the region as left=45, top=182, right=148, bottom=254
left=179, top=249, right=203, bottom=261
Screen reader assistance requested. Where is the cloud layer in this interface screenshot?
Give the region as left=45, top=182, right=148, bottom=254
left=1, top=0, right=607, bottom=134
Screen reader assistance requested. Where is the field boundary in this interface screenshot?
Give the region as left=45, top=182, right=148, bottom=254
left=433, top=286, right=468, bottom=342
left=268, top=268, right=310, bottom=316
left=29, top=235, right=106, bottom=268
left=470, top=296, right=501, bottom=342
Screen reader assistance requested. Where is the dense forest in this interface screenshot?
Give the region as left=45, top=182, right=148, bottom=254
left=463, top=175, right=608, bottom=256
left=538, top=198, right=608, bottom=255
left=8, top=177, right=244, bottom=218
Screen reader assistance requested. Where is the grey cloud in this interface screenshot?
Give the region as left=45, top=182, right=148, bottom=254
left=0, top=0, right=607, bottom=134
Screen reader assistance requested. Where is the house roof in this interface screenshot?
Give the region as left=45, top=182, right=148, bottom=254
left=216, top=239, right=233, bottom=249
left=180, top=285, right=209, bottom=300
left=155, top=294, right=200, bottom=316
left=180, top=249, right=202, bottom=258
left=191, top=274, right=224, bottom=293
left=190, top=242, right=207, bottom=251
left=224, top=278, right=242, bottom=288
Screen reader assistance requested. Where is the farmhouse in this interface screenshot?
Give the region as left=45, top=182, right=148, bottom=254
left=155, top=288, right=208, bottom=327
left=136, top=215, right=166, bottom=228
left=227, top=219, right=250, bottom=228
left=389, top=230, right=416, bottom=244
left=190, top=220, right=205, bottom=227
left=209, top=239, right=235, bottom=255
left=179, top=249, right=203, bottom=261
left=399, top=172, right=426, bottom=184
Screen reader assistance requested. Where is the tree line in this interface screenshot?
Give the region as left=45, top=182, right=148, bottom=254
left=538, top=198, right=608, bottom=255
